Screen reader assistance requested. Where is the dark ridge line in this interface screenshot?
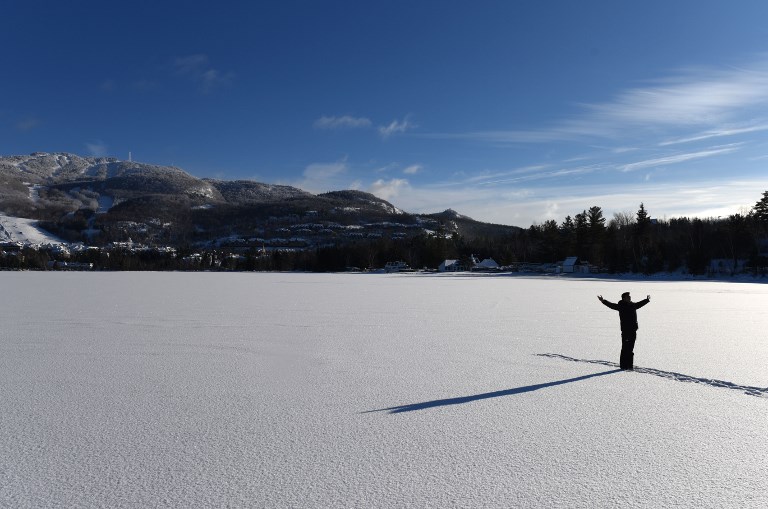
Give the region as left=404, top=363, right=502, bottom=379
left=536, top=353, right=768, bottom=398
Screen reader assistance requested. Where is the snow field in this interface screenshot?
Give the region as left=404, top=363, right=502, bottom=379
left=0, top=272, right=766, bottom=508
left=0, top=213, right=64, bottom=245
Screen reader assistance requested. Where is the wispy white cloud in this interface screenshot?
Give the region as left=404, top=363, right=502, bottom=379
left=421, top=58, right=768, bottom=146
left=373, top=162, right=400, bottom=174
left=418, top=129, right=577, bottom=144
left=619, top=145, right=740, bottom=172
left=174, top=54, right=209, bottom=75
left=199, top=69, right=234, bottom=93
left=303, top=160, right=347, bottom=180
left=612, top=147, right=640, bottom=154
left=314, top=115, right=372, bottom=129
left=461, top=165, right=551, bottom=185
left=579, top=64, right=768, bottom=130
left=85, top=141, right=109, bottom=157
left=468, top=165, right=604, bottom=186
left=311, top=114, right=418, bottom=138
left=402, top=164, right=422, bottom=175
left=282, top=158, right=352, bottom=193
left=174, top=54, right=234, bottom=93
left=15, top=116, right=40, bottom=132
left=379, top=116, right=415, bottom=138
left=368, top=178, right=411, bottom=201
left=659, top=123, right=768, bottom=146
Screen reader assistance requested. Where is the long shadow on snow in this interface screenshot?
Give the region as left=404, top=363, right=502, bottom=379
left=364, top=369, right=621, bottom=414
left=537, top=353, right=768, bottom=398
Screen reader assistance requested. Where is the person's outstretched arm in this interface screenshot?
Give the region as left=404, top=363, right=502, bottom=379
left=635, top=295, right=651, bottom=309
left=598, top=295, right=619, bottom=310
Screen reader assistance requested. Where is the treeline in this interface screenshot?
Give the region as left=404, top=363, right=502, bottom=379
left=4, top=192, right=768, bottom=275
left=523, top=202, right=767, bottom=274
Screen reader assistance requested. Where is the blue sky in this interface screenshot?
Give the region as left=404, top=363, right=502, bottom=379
left=4, top=1, right=768, bottom=227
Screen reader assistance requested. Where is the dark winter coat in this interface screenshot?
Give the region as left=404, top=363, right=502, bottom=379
left=601, top=298, right=650, bottom=331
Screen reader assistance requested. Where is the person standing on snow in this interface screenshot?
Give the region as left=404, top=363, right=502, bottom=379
left=597, top=292, right=651, bottom=370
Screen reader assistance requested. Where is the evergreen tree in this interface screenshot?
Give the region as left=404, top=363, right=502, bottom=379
left=686, top=218, right=708, bottom=275
left=586, top=206, right=606, bottom=266
left=587, top=206, right=606, bottom=230
left=633, top=203, right=652, bottom=272
left=560, top=215, right=575, bottom=232
left=719, top=214, right=752, bottom=275
left=541, top=219, right=561, bottom=262
left=560, top=215, right=575, bottom=254
left=747, top=191, right=768, bottom=273
left=574, top=211, right=589, bottom=259
left=635, top=203, right=651, bottom=235
left=753, top=190, right=768, bottom=224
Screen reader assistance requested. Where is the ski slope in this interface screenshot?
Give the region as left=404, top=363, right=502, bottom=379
left=1, top=272, right=766, bottom=508
left=0, top=213, right=64, bottom=245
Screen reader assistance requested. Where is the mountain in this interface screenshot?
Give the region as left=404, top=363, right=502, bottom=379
left=0, top=152, right=521, bottom=248
left=317, top=190, right=404, bottom=215
left=204, top=179, right=312, bottom=204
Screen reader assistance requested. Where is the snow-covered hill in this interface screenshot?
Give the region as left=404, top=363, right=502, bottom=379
left=0, top=152, right=521, bottom=250
left=0, top=152, right=444, bottom=247
left=0, top=152, right=407, bottom=213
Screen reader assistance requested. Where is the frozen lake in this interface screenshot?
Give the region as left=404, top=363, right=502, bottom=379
left=1, top=272, right=766, bottom=508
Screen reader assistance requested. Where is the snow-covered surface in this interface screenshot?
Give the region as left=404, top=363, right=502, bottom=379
left=1, top=272, right=766, bottom=508
left=0, top=214, right=64, bottom=245
left=96, top=195, right=114, bottom=213
left=27, top=184, right=42, bottom=203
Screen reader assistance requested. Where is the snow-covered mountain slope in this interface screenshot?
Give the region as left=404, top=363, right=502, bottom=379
left=0, top=152, right=405, bottom=217
left=319, top=190, right=405, bottom=215
left=204, top=179, right=313, bottom=204
left=0, top=152, right=518, bottom=248
left=0, top=213, right=64, bottom=245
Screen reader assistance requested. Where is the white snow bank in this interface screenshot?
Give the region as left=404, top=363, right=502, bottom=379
left=0, top=272, right=766, bottom=508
